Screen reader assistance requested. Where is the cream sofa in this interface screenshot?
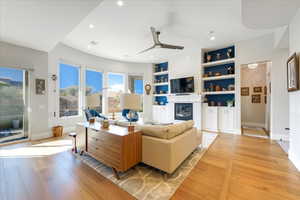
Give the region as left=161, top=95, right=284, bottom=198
left=139, top=121, right=202, bottom=174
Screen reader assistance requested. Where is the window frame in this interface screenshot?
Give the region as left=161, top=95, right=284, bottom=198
left=58, top=60, right=82, bottom=119
left=107, top=72, right=126, bottom=115
left=84, top=67, right=104, bottom=113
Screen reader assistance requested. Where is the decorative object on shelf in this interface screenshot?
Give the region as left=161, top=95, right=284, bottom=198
left=241, top=87, right=249, bottom=96
left=35, top=79, right=46, bottom=95
left=209, top=83, right=214, bottom=91
left=215, top=85, right=221, bottom=91
left=226, top=66, right=234, bottom=74
left=222, top=88, right=227, bottom=91
left=252, top=94, right=261, bottom=103
left=160, top=90, right=163, bottom=94
left=227, top=49, right=233, bottom=58
left=206, top=54, right=212, bottom=62
left=208, top=71, right=213, bottom=77
left=203, top=74, right=209, bottom=78
left=145, top=84, right=152, bottom=95
left=216, top=53, right=221, bottom=60
left=253, top=86, right=262, bottom=93
left=226, top=100, right=234, bottom=107
left=209, top=101, right=216, bottom=106
left=101, top=119, right=109, bottom=129
left=264, top=86, right=267, bottom=95
left=228, top=84, right=235, bottom=91
left=214, top=72, right=222, bottom=76
left=217, top=102, right=222, bottom=106
left=287, top=53, right=299, bottom=92
left=159, top=101, right=164, bottom=105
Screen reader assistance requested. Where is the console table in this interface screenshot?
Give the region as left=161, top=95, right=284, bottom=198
left=76, top=122, right=142, bottom=179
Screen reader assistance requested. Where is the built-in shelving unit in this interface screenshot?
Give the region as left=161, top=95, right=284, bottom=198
left=202, top=58, right=235, bottom=67
left=152, top=62, right=169, bottom=105
left=201, top=45, right=236, bottom=107
left=201, top=45, right=238, bottom=134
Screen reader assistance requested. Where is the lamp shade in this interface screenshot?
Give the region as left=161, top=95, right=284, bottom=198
left=120, top=93, right=142, bottom=111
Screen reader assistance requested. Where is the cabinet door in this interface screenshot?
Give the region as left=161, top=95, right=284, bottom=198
left=203, top=106, right=218, bottom=132
left=219, top=107, right=236, bottom=134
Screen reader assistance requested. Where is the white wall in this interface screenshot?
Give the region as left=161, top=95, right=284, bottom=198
left=48, top=43, right=152, bottom=134
left=0, top=41, right=152, bottom=140
left=288, top=8, right=300, bottom=171
left=236, top=34, right=289, bottom=139
left=0, top=41, right=49, bottom=140
left=168, top=50, right=202, bottom=94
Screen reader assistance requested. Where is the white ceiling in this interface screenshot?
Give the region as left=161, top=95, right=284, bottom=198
left=1, top=0, right=299, bottom=63
left=63, top=0, right=279, bottom=63
left=242, top=0, right=300, bottom=29
left=0, top=0, right=102, bottom=51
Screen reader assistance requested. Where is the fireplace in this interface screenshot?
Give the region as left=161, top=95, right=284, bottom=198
left=174, top=103, right=193, bottom=121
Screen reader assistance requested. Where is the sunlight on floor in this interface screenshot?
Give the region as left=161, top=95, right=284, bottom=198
left=0, top=139, right=72, bottom=158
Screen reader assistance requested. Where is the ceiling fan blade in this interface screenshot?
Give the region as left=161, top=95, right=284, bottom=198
left=150, top=27, right=160, bottom=44
left=137, top=45, right=156, bottom=54
left=161, top=43, right=184, bottom=50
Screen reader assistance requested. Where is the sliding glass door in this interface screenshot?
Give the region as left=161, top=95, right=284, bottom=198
left=0, top=67, right=29, bottom=143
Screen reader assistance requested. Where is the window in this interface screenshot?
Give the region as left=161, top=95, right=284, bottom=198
left=85, top=70, right=103, bottom=113
left=107, top=73, right=125, bottom=113
left=59, top=63, right=80, bottom=117
left=128, top=75, right=143, bottom=94
left=128, top=75, right=143, bottom=112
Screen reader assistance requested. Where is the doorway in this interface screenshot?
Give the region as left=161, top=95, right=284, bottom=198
left=0, top=67, right=29, bottom=143
left=241, top=62, right=271, bottom=138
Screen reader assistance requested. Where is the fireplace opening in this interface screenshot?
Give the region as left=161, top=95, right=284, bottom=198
left=174, top=103, right=193, bottom=121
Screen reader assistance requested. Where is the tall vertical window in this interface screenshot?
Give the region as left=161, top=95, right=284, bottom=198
left=85, top=70, right=103, bottom=113
left=128, top=75, right=143, bottom=112
left=59, top=63, right=80, bottom=117
left=108, top=73, right=125, bottom=113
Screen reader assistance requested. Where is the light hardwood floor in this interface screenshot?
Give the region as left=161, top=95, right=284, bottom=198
left=171, top=134, right=300, bottom=200
left=0, top=134, right=299, bottom=200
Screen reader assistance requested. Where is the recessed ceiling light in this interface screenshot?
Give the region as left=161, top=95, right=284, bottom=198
left=89, top=24, right=95, bottom=29
left=208, top=31, right=216, bottom=41
left=117, top=0, right=124, bottom=7
left=87, top=45, right=91, bottom=50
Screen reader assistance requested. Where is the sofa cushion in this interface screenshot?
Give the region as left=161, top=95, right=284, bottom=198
left=166, top=120, right=194, bottom=139
left=139, top=125, right=169, bottom=139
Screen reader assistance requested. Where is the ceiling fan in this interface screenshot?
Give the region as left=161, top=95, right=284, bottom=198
left=138, top=27, right=184, bottom=54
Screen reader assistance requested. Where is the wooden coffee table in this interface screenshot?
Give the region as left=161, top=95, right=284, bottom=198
left=76, top=122, right=142, bottom=179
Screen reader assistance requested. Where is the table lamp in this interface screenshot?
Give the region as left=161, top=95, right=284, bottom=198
left=120, top=93, right=142, bottom=132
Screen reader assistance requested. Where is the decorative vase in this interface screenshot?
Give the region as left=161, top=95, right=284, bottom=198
left=216, top=53, right=221, bottom=60
left=227, top=49, right=233, bottom=58
left=206, top=54, right=212, bottom=62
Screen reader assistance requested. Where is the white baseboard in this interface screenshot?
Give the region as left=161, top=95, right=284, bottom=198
left=289, top=151, right=300, bottom=171
left=30, top=131, right=52, bottom=140
left=30, top=126, right=76, bottom=141
left=242, top=122, right=265, bottom=128
left=270, top=133, right=289, bottom=141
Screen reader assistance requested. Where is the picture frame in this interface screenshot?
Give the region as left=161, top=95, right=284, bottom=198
left=252, top=94, right=261, bottom=103
left=264, top=86, right=267, bottom=95
left=287, top=53, right=299, bottom=92
left=253, top=86, right=262, bottom=93
left=241, top=87, right=249, bottom=96
left=35, top=79, right=46, bottom=95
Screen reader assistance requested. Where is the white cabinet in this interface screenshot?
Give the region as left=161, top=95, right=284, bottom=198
left=202, top=104, right=237, bottom=134
left=202, top=104, right=218, bottom=132
left=218, top=107, right=236, bottom=134
left=152, top=105, right=170, bottom=123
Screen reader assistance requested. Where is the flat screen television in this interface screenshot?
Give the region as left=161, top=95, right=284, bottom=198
left=171, top=77, right=194, bottom=94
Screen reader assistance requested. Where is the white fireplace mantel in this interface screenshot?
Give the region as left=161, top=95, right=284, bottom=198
left=166, top=94, right=202, bottom=129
